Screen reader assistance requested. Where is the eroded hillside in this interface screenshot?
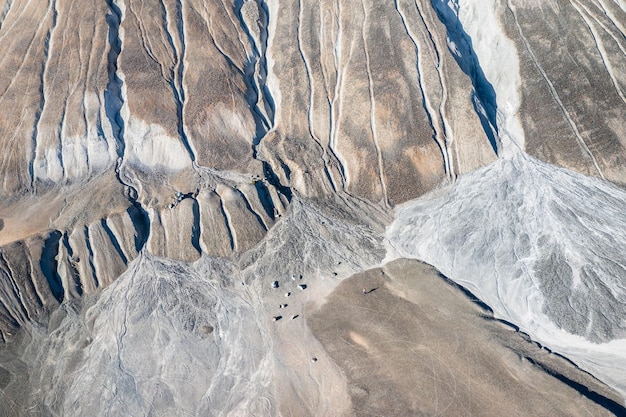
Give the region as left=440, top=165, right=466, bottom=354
left=1, top=0, right=626, bottom=415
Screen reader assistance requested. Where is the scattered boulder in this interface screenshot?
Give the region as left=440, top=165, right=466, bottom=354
left=199, top=325, right=214, bottom=335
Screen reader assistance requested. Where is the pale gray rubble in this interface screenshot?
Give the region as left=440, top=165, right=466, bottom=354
left=0, top=200, right=623, bottom=416
left=0, top=196, right=388, bottom=417
left=387, top=150, right=626, bottom=399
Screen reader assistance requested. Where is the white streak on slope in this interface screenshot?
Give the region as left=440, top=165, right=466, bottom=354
left=453, top=0, right=525, bottom=154
left=505, top=1, right=605, bottom=179
left=387, top=153, right=626, bottom=399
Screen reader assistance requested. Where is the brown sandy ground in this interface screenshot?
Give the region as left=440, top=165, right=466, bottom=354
left=308, top=259, right=624, bottom=417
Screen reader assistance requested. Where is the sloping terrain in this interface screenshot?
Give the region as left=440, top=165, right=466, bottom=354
left=0, top=197, right=388, bottom=416
left=435, top=0, right=626, bottom=181
left=0, top=0, right=496, bottom=340
left=0, top=0, right=626, bottom=415
left=388, top=150, right=626, bottom=398
left=1, top=236, right=623, bottom=416
left=310, top=259, right=624, bottom=416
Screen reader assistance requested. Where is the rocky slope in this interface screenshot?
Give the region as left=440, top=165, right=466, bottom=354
left=388, top=150, right=626, bottom=398
left=0, top=0, right=496, bottom=340
left=0, top=0, right=625, bottom=415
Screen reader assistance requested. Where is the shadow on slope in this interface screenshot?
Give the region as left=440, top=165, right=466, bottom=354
left=431, top=0, right=499, bottom=153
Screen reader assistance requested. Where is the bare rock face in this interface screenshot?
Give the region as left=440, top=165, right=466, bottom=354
left=434, top=0, right=626, bottom=183
left=505, top=0, right=626, bottom=183
left=0, top=0, right=498, bottom=337
left=261, top=0, right=496, bottom=203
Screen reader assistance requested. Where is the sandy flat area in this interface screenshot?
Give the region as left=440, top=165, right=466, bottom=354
left=307, top=259, right=623, bottom=416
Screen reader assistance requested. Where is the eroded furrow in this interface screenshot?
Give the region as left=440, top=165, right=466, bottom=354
left=162, top=0, right=196, bottom=163
left=216, top=191, right=237, bottom=253
left=360, top=1, right=388, bottom=206
left=237, top=0, right=272, bottom=146
left=256, top=0, right=275, bottom=126
left=100, top=218, right=128, bottom=265
left=296, top=0, right=338, bottom=193
left=431, top=0, right=500, bottom=153
left=0, top=253, right=30, bottom=326
left=30, top=0, right=59, bottom=187
left=0, top=0, right=13, bottom=32
left=505, top=0, right=605, bottom=180
left=570, top=0, right=626, bottom=105
left=190, top=197, right=202, bottom=254
left=81, top=225, right=100, bottom=290
left=327, top=0, right=348, bottom=187
left=104, top=0, right=126, bottom=158
left=394, top=0, right=452, bottom=179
